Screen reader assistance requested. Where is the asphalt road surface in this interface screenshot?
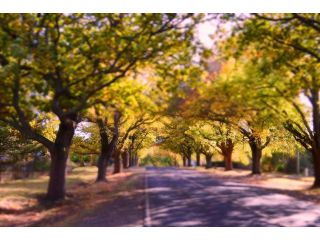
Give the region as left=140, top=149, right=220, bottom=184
left=145, top=167, right=320, bottom=227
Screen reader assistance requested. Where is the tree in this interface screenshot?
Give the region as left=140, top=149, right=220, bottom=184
left=0, top=13, right=204, bottom=200
left=185, top=56, right=282, bottom=174
left=224, top=13, right=320, bottom=184
left=201, top=122, right=237, bottom=171
left=113, top=114, right=154, bottom=173
left=159, top=118, right=195, bottom=167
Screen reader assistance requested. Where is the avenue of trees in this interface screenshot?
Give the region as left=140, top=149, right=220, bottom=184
left=1, top=13, right=320, bottom=201
left=158, top=13, right=320, bottom=186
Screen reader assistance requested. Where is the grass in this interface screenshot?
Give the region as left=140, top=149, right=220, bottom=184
left=195, top=166, right=314, bottom=189
left=194, top=166, right=320, bottom=203
left=0, top=166, right=98, bottom=201
left=0, top=166, right=99, bottom=226
left=0, top=166, right=139, bottom=226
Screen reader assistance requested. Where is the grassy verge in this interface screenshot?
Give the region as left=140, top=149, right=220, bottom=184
left=194, top=166, right=320, bottom=202
left=0, top=166, right=138, bottom=226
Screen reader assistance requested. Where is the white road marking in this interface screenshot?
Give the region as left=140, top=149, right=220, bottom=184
left=144, top=170, right=152, bottom=227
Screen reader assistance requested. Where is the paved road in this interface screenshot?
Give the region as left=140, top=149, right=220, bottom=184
left=145, top=167, right=320, bottom=226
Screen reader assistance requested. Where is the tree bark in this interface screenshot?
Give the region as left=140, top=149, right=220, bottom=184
left=182, top=155, right=187, bottom=167
left=218, top=138, right=234, bottom=171
left=96, top=112, right=120, bottom=182
left=96, top=119, right=109, bottom=182
left=196, top=152, right=201, bottom=166
left=205, top=154, right=212, bottom=169
left=223, top=149, right=233, bottom=171
left=310, top=89, right=320, bottom=188
left=96, top=151, right=107, bottom=181
left=223, top=150, right=233, bottom=171
left=129, top=149, right=133, bottom=167
left=249, top=142, right=262, bottom=175
left=113, top=150, right=121, bottom=174
left=122, top=150, right=129, bottom=169
left=311, top=148, right=320, bottom=187
left=46, top=119, right=76, bottom=201
left=134, top=152, right=139, bottom=166
left=187, top=152, right=192, bottom=167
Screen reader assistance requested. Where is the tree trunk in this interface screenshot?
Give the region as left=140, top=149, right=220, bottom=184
left=223, top=150, right=233, bottom=171
left=250, top=143, right=262, bottom=175
left=196, top=152, right=201, bottom=167
left=129, top=150, right=133, bottom=167
left=96, top=112, right=120, bottom=181
left=46, top=119, right=76, bottom=201
left=113, top=151, right=121, bottom=174
left=96, top=119, right=109, bottom=182
left=96, top=151, right=107, bottom=181
left=205, top=154, right=212, bottom=169
left=134, top=152, right=139, bottom=166
left=182, top=156, right=187, bottom=167
left=218, top=138, right=234, bottom=171
left=187, top=152, right=192, bottom=167
left=122, top=150, right=129, bottom=169
left=311, top=148, right=320, bottom=187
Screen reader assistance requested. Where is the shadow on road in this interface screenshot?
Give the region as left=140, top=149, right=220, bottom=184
left=146, top=167, right=320, bottom=227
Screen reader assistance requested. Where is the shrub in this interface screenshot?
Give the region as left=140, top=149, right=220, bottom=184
left=212, top=160, right=250, bottom=170
left=261, top=152, right=287, bottom=172
left=70, top=154, right=92, bottom=166
left=261, top=151, right=313, bottom=174
left=140, top=154, right=177, bottom=167
left=33, top=157, right=50, bottom=171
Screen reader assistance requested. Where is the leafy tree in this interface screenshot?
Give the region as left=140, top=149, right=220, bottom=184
left=0, top=13, right=204, bottom=200
left=224, top=13, right=320, bottom=184
left=159, top=118, right=195, bottom=167
left=186, top=56, right=284, bottom=174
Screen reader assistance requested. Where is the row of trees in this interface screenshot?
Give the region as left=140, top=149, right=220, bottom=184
left=159, top=14, right=320, bottom=188
left=0, top=13, right=208, bottom=200
left=2, top=13, right=320, bottom=201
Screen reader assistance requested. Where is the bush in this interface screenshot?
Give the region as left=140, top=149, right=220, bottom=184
left=283, top=151, right=313, bottom=174
left=261, top=151, right=313, bottom=174
left=261, top=152, right=287, bottom=172
left=140, top=154, right=177, bottom=167
left=212, top=160, right=250, bottom=170
left=33, top=157, right=50, bottom=171
left=70, top=153, right=92, bottom=166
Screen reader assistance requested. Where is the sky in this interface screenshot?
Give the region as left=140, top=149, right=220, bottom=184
left=197, top=20, right=217, bottom=49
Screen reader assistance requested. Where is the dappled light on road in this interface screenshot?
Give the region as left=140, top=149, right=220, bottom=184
left=145, top=167, right=320, bottom=227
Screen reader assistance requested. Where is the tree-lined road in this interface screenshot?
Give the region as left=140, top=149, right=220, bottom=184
left=61, top=167, right=320, bottom=227
left=145, top=167, right=320, bottom=227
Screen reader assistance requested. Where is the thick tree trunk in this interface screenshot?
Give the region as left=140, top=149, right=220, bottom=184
left=182, top=156, right=187, bottom=167
left=113, top=151, right=121, bottom=174
left=96, top=119, right=109, bottom=182
left=46, top=119, right=76, bottom=201
left=129, top=150, right=133, bottom=167
left=218, top=138, right=234, bottom=171
left=96, top=112, right=120, bottom=181
left=122, top=150, right=129, bottom=169
left=134, top=152, right=139, bottom=166
left=249, top=143, right=262, bottom=175
left=97, top=142, right=118, bottom=181
left=187, top=152, right=192, bottom=167
left=96, top=151, right=107, bottom=181
left=223, top=150, right=233, bottom=171
left=196, top=152, right=201, bottom=166
left=205, top=154, right=212, bottom=169
left=311, top=148, right=320, bottom=188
